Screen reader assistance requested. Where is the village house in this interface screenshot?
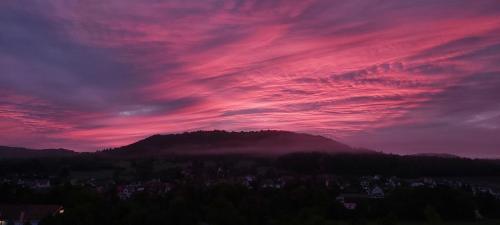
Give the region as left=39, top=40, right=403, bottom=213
left=240, top=175, right=256, bottom=188
left=368, top=186, right=385, bottom=198
left=260, top=178, right=285, bottom=189
left=34, top=179, right=51, bottom=189
left=0, top=205, right=63, bottom=225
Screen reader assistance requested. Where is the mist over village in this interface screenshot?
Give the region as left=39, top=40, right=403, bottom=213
left=1, top=0, right=500, bottom=225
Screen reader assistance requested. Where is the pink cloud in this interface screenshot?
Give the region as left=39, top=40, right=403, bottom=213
left=1, top=0, right=500, bottom=156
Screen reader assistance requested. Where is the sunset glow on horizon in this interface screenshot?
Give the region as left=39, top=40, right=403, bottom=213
left=1, top=0, right=500, bottom=157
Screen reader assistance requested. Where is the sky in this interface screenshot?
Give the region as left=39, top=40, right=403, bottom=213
left=1, top=0, right=500, bottom=157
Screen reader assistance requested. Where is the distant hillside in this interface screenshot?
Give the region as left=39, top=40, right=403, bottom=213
left=0, top=146, right=76, bottom=159
left=103, top=130, right=367, bottom=157
left=411, top=153, right=462, bottom=159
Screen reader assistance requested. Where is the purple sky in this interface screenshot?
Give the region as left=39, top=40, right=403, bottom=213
left=1, top=0, right=500, bottom=157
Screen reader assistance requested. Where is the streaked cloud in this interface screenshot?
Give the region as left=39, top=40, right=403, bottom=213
left=1, top=0, right=500, bottom=157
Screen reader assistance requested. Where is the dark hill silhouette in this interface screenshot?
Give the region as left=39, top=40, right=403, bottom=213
left=0, top=146, right=76, bottom=159
left=103, top=130, right=367, bottom=157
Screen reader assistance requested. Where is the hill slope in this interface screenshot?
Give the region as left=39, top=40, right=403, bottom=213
left=0, top=146, right=76, bottom=159
left=104, top=130, right=364, bottom=157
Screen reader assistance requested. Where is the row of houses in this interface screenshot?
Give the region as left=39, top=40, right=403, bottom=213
left=117, top=180, right=173, bottom=200
left=1, top=178, right=51, bottom=190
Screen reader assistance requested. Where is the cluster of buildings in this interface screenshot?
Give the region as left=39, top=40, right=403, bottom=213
left=1, top=178, right=52, bottom=190
left=0, top=204, right=63, bottom=225
left=2, top=164, right=500, bottom=213
left=335, top=175, right=500, bottom=210
left=116, top=180, right=173, bottom=200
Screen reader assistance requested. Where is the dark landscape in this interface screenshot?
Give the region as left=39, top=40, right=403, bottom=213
left=1, top=131, right=500, bottom=225
left=2, top=0, right=500, bottom=224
